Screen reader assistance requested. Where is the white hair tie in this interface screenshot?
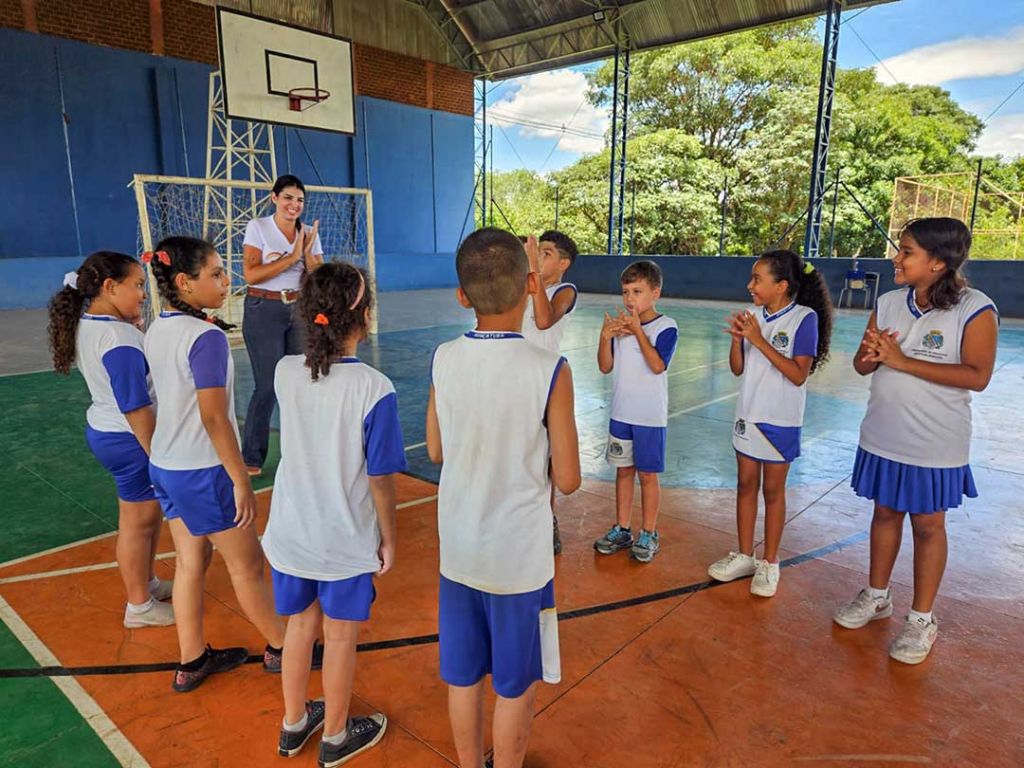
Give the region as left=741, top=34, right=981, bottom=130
left=63, top=271, right=79, bottom=290
left=348, top=268, right=365, bottom=310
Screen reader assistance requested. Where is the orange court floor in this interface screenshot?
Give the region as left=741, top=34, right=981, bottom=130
left=1, top=294, right=1022, bottom=767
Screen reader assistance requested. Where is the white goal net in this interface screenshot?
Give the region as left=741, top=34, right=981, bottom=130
left=131, top=174, right=375, bottom=331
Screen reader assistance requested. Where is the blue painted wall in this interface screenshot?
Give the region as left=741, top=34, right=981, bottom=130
left=571, top=255, right=1024, bottom=318
left=0, top=27, right=472, bottom=308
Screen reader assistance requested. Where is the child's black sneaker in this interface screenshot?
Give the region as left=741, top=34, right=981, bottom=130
left=318, top=714, right=387, bottom=767
left=264, top=640, right=325, bottom=673
left=279, top=699, right=326, bottom=757
left=171, top=645, right=248, bottom=692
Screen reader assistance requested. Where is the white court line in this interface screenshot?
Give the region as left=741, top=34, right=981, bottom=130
left=667, top=357, right=729, bottom=379
left=666, top=391, right=739, bottom=420
left=0, top=495, right=439, bottom=586
left=0, top=593, right=150, bottom=767
left=0, top=530, right=118, bottom=570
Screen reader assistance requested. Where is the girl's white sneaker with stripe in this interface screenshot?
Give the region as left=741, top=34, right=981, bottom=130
left=833, top=587, right=894, bottom=629
left=889, top=615, right=938, bottom=665
left=750, top=560, right=780, bottom=597
left=707, top=551, right=757, bottom=582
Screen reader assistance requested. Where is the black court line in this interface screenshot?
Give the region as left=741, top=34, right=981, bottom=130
left=0, top=531, right=867, bottom=680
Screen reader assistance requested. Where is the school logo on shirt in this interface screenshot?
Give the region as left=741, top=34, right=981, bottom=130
left=771, top=331, right=790, bottom=351
left=922, top=330, right=944, bottom=350
left=734, top=419, right=747, bottom=436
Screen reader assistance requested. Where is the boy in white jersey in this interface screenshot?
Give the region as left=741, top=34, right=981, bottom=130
left=594, top=260, right=678, bottom=563
left=522, top=229, right=579, bottom=555
left=834, top=218, right=998, bottom=665
left=427, top=227, right=581, bottom=768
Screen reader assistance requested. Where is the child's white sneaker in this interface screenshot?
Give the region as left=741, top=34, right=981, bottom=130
left=707, top=551, right=756, bottom=582
left=123, top=599, right=175, bottom=628
left=149, top=578, right=173, bottom=602
left=833, top=587, right=894, bottom=629
left=889, top=615, right=938, bottom=665
left=750, top=560, right=780, bottom=597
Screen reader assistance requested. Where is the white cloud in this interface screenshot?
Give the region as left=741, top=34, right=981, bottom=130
left=489, top=69, right=608, bottom=156
left=976, top=113, right=1024, bottom=158
left=876, top=27, right=1024, bottom=85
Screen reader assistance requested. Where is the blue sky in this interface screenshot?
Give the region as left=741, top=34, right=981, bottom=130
left=485, top=0, right=1024, bottom=172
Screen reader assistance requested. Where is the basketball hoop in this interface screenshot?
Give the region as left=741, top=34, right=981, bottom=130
left=288, top=87, right=331, bottom=112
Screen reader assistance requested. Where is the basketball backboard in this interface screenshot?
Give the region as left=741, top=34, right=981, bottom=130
left=216, top=7, right=355, bottom=135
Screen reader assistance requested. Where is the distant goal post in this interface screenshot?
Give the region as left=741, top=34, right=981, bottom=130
left=131, top=174, right=376, bottom=333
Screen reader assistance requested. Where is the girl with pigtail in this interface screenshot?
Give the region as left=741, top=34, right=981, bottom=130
left=47, top=251, right=175, bottom=629
left=262, top=261, right=404, bottom=764
left=708, top=249, right=834, bottom=598
left=143, top=236, right=292, bottom=692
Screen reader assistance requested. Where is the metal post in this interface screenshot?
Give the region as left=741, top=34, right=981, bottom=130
left=606, top=46, right=620, bottom=255
left=629, top=181, right=637, bottom=255
left=481, top=79, right=487, bottom=226
left=969, top=157, right=983, bottom=232
left=827, top=166, right=841, bottom=258
left=718, top=176, right=729, bottom=256
left=614, top=48, right=631, bottom=254
left=802, top=0, right=842, bottom=259
left=493, top=125, right=497, bottom=225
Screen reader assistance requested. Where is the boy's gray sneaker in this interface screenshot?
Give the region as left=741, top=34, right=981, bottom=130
left=594, top=524, right=633, bottom=555
left=630, top=529, right=660, bottom=563
left=279, top=699, right=326, bottom=757
left=318, top=714, right=387, bottom=767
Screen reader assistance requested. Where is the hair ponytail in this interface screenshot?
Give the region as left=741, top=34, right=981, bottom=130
left=759, top=249, right=834, bottom=375
left=901, top=218, right=970, bottom=310
left=48, top=251, right=138, bottom=375
left=149, top=236, right=235, bottom=331
left=298, top=261, right=373, bottom=381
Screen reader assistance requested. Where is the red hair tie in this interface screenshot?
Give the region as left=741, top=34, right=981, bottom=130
left=140, top=250, right=171, bottom=266
left=314, top=313, right=330, bottom=326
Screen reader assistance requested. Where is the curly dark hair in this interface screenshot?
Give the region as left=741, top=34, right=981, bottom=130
left=758, top=249, right=834, bottom=375
left=900, top=217, right=971, bottom=310
left=539, top=229, right=579, bottom=266
left=298, top=261, right=373, bottom=381
left=48, top=251, right=139, bottom=375
left=148, top=236, right=234, bottom=331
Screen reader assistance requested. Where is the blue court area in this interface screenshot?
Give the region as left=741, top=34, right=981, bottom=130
left=231, top=290, right=1024, bottom=493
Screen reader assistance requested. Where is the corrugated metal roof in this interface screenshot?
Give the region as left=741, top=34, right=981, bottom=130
left=407, top=0, right=899, bottom=79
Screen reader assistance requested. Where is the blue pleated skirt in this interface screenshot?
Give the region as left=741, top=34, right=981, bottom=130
left=851, top=447, right=978, bottom=514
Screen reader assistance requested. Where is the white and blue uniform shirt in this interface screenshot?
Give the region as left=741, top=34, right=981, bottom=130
left=144, top=313, right=238, bottom=471
left=75, top=315, right=154, bottom=433
left=522, top=282, right=578, bottom=354
left=432, top=331, right=565, bottom=594
left=243, top=215, right=324, bottom=292
left=610, top=314, right=679, bottom=427
left=263, top=356, right=407, bottom=581
left=732, top=302, right=818, bottom=463
left=859, top=287, right=997, bottom=469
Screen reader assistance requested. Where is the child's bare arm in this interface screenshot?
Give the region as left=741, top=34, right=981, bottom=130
left=368, top=474, right=398, bottom=575
left=547, top=363, right=581, bottom=495
left=853, top=312, right=881, bottom=376
left=426, top=384, right=443, bottom=463
left=534, top=286, right=577, bottom=331
left=197, top=387, right=256, bottom=528
left=598, top=313, right=618, bottom=373
left=123, top=405, right=156, bottom=455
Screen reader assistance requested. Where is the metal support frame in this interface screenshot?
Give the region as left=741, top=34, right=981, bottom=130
left=606, top=46, right=631, bottom=255
left=405, top=0, right=481, bottom=73
left=474, top=78, right=489, bottom=227
left=802, top=0, right=841, bottom=259
left=203, top=71, right=278, bottom=318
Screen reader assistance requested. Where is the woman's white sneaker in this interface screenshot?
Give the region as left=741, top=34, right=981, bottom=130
left=833, top=587, right=894, bottom=629
left=889, top=615, right=938, bottom=665
left=708, top=552, right=757, bottom=582
left=750, top=560, right=780, bottom=597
